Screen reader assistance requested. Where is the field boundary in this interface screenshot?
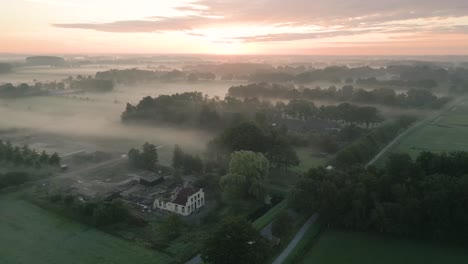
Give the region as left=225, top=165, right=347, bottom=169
left=272, top=213, right=318, bottom=264
left=367, top=96, right=468, bottom=167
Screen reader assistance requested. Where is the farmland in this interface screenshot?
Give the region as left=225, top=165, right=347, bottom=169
left=293, top=147, right=329, bottom=172
left=374, top=96, right=468, bottom=166
left=0, top=194, right=173, bottom=264
left=299, top=229, right=468, bottom=264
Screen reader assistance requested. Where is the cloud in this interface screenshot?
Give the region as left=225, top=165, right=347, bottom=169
left=234, top=30, right=374, bottom=42
left=52, top=0, right=468, bottom=41
left=53, top=16, right=216, bottom=33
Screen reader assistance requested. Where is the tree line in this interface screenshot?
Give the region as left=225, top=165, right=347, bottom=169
left=0, top=76, right=113, bottom=98
left=248, top=64, right=468, bottom=87
left=356, top=77, right=438, bottom=89
left=208, top=121, right=300, bottom=170
left=95, top=68, right=216, bottom=85
left=122, top=92, right=382, bottom=132
left=0, top=83, right=49, bottom=98
left=333, top=116, right=416, bottom=168
left=0, top=141, right=61, bottom=189
left=228, top=83, right=451, bottom=109
left=249, top=65, right=382, bottom=83
left=0, top=140, right=60, bottom=168
left=173, top=145, right=204, bottom=175
left=128, top=142, right=159, bottom=171
left=290, top=151, right=468, bottom=243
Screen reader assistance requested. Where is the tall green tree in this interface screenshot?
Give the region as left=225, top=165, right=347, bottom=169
left=49, top=153, right=61, bottom=166
left=220, top=173, right=247, bottom=202
left=220, top=122, right=268, bottom=153
left=221, top=151, right=270, bottom=202
left=201, top=218, right=271, bottom=264
left=142, top=142, right=158, bottom=170
left=128, top=143, right=158, bottom=171
left=173, top=144, right=184, bottom=169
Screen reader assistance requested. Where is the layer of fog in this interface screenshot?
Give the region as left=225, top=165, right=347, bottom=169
left=0, top=64, right=434, bottom=159
left=0, top=81, right=236, bottom=156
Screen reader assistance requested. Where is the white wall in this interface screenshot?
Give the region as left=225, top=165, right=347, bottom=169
left=153, top=188, right=205, bottom=216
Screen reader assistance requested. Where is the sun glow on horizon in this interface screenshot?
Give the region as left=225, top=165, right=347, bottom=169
left=1, top=0, right=468, bottom=55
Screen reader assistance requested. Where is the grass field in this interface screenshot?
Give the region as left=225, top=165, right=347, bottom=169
left=299, top=229, right=468, bottom=264
left=0, top=195, right=173, bottom=264
left=375, top=97, right=468, bottom=166
left=252, top=200, right=287, bottom=230
left=294, top=147, right=329, bottom=172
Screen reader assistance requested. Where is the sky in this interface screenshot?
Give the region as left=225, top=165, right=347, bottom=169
left=1, top=0, right=468, bottom=55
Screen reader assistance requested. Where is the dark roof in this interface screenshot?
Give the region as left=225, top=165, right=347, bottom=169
left=173, top=187, right=199, bottom=206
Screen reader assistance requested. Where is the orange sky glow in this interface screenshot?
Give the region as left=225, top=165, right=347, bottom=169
left=1, top=0, right=468, bottom=55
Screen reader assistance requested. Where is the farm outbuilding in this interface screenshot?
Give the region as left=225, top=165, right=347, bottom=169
left=139, top=174, right=164, bottom=186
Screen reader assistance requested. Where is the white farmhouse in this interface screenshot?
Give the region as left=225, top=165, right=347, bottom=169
left=153, top=187, right=205, bottom=216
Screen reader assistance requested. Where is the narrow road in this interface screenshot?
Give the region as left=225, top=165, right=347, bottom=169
left=367, top=96, right=467, bottom=167
left=186, top=255, right=202, bottom=264
left=366, top=119, right=427, bottom=167
left=261, top=222, right=274, bottom=240
left=272, top=213, right=318, bottom=264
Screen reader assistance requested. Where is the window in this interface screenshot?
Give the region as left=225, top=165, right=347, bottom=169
left=182, top=206, right=185, bottom=213
left=175, top=205, right=178, bottom=212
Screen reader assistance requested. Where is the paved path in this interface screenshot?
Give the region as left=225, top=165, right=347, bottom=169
left=186, top=255, right=202, bottom=264
left=367, top=96, right=468, bottom=167
left=261, top=222, right=274, bottom=240
left=272, top=213, right=318, bottom=264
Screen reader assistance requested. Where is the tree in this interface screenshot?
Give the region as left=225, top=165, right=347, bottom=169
left=289, top=150, right=468, bottom=241
left=201, top=218, right=271, bottom=264
left=0, top=172, right=30, bottom=189
left=220, top=173, right=247, bottom=202
left=385, top=153, right=419, bottom=181
left=142, top=142, right=158, bottom=170
left=183, top=154, right=204, bottom=175
left=49, top=153, right=61, bottom=166
left=192, top=155, right=204, bottom=174
left=39, top=150, right=49, bottom=164
left=128, top=143, right=158, bottom=171
left=267, top=140, right=300, bottom=169
left=199, top=105, right=221, bottom=129
left=271, top=210, right=292, bottom=239
left=227, top=151, right=270, bottom=202
left=220, top=122, right=268, bottom=153
left=173, top=145, right=184, bottom=169
left=128, top=148, right=141, bottom=168
left=187, top=73, right=199, bottom=82
left=285, top=99, right=317, bottom=120
left=162, top=213, right=184, bottom=239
